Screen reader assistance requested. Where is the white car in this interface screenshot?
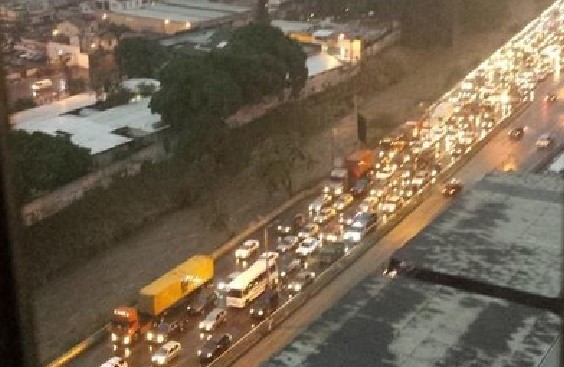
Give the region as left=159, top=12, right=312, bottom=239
left=151, top=340, right=181, bottom=365
left=217, top=271, right=241, bottom=291
left=359, top=196, right=379, bottom=213
left=297, top=223, right=320, bottom=239
left=308, top=194, right=333, bottom=212
left=333, top=193, right=354, bottom=211
left=379, top=196, right=403, bottom=214
left=296, top=237, right=320, bottom=257
left=235, top=239, right=260, bottom=260
left=101, top=357, right=128, bottom=367
left=199, top=308, right=227, bottom=332
left=276, top=236, right=300, bottom=253
left=313, top=207, right=337, bottom=224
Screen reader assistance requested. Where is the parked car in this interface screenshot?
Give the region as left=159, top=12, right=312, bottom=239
left=197, top=334, right=232, bottom=364
left=235, top=239, right=260, bottom=260
left=199, top=308, right=227, bottom=332
left=249, top=289, right=280, bottom=319
left=187, top=290, right=217, bottom=315
left=151, top=340, right=181, bottom=365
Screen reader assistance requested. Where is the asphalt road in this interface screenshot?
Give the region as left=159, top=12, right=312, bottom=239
left=66, top=75, right=563, bottom=367
left=230, top=75, right=564, bottom=367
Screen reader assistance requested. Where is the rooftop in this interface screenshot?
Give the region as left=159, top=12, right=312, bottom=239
left=265, top=172, right=562, bottom=367
left=265, top=276, right=560, bottom=367
left=306, top=52, right=343, bottom=77
left=112, top=0, right=249, bottom=23
left=394, top=172, right=563, bottom=298
left=14, top=98, right=164, bottom=154
left=271, top=20, right=314, bottom=34
left=10, top=93, right=97, bottom=125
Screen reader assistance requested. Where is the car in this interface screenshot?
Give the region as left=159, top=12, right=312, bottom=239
left=295, top=237, right=321, bottom=257
left=508, top=127, right=524, bottom=141
left=333, top=193, right=354, bottom=211
left=287, top=270, right=316, bottom=294
left=350, top=177, right=370, bottom=197
left=312, top=207, right=337, bottom=224
left=145, top=320, right=186, bottom=345
left=442, top=179, right=463, bottom=197
left=378, top=195, right=403, bottom=214
left=338, top=212, right=356, bottom=225
left=359, top=196, right=379, bottom=214
left=187, top=290, right=217, bottom=315
left=276, top=213, right=307, bottom=235
left=217, top=271, right=241, bottom=291
left=297, top=223, right=320, bottom=239
left=235, top=239, right=259, bottom=260
left=276, top=235, right=300, bottom=253
left=544, top=92, right=557, bottom=102
left=249, top=289, right=280, bottom=319
left=151, top=340, right=181, bottom=365
left=308, top=194, right=333, bottom=213
left=197, top=333, right=232, bottom=363
left=199, top=308, right=227, bottom=332
left=536, top=133, right=553, bottom=149
left=279, top=258, right=303, bottom=279
left=101, top=357, right=128, bottom=367
left=318, top=223, right=343, bottom=242
left=258, top=251, right=279, bottom=265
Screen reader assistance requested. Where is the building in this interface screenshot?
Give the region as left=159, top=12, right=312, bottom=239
left=95, top=0, right=252, bottom=34
left=12, top=85, right=167, bottom=166
left=265, top=172, right=563, bottom=367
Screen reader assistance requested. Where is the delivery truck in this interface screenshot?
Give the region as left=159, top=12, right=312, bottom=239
left=109, top=255, right=214, bottom=347
left=324, top=150, right=375, bottom=195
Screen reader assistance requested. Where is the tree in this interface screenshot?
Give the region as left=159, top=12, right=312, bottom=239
left=255, top=0, right=270, bottom=25
left=8, top=131, right=92, bottom=202
left=114, top=37, right=168, bottom=78
left=150, top=57, right=242, bottom=131
left=252, top=131, right=314, bottom=198
left=89, top=50, right=119, bottom=98
left=102, top=86, right=134, bottom=108
left=67, top=78, right=87, bottom=95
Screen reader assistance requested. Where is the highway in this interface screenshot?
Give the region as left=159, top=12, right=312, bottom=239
left=232, top=74, right=564, bottom=367
left=64, top=7, right=564, bottom=367
left=67, top=76, right=563, bottom=367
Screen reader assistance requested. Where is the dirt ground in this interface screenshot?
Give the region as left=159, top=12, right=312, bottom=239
left=33, top=1, right=546, bottom=363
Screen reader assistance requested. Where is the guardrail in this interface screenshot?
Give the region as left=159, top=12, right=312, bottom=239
left=208, top=100, right=532, bottom=367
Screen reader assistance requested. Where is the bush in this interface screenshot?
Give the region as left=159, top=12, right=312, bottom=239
left=11, top=97, right=36, bottom=113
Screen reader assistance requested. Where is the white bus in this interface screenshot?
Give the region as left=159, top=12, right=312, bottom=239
left=226, top=259, right=278, bottom=308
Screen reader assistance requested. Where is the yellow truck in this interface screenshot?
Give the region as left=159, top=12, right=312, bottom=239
left=110, top=255, right=214, bottom=347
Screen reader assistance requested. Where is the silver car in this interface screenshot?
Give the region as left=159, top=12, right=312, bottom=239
left=199, top=308, right=227, bottom=332
left=151, top=340, right=181, bottom=365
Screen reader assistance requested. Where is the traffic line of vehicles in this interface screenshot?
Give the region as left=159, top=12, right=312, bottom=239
left=96, top=5, right=563, bottom=367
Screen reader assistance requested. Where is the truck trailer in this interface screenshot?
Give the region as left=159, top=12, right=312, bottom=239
left=109, top=255, right=214, bottom=347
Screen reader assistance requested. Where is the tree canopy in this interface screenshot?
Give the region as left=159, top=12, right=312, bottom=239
left=115, top=37, right=168, bottom=78
left=150, top=23, right=307, bottom=132
left=9, top=131, right=92, bottom=202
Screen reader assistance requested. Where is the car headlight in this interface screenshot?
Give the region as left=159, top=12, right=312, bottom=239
left=206, top=325, right=212, bottom=331
left=156, top=334, right=164, bottom=343
left=294, top=284, right=302, bottom=291
left=258, top=310, right=264, bottom=316
left=152, top=356, right=166, bottom=365
left=281, top=271, right=286, bottom=277
left=207, top=352, right=213, bottom=357
left=146, top=332, right=153, bottom=341
left=250, top=308, right=255, bottom=314
left=199, top=322, right=204, bottom=328
left=123, top=336, right=130, bottom=345
left=111, top=333, right=117, bottom=342
left=197, top=350, right=202, bottom=356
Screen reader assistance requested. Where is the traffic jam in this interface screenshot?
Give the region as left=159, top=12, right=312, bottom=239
left=97, top=4, right=564, bottom=367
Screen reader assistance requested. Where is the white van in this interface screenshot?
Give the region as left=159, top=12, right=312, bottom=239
left=101, top=357, right=128, bottom=367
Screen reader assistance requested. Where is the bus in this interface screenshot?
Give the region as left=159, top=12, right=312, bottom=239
left=226, top=259, right=278, bottom=308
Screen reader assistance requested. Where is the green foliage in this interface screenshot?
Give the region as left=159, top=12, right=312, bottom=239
left=9, top=131, right=92, bottom=202
left=459, top=0, right=509, bottom=33
left=106, top=23, right=133, bottom=38
left=11, top=97, right=36, bottom=113
left=89, top=50, right=119, bottom=96
left=400, top=0, right=454, bottom=48
left=102, top=86, right=134, bottom=109
left=255, top=0, right=270, bottom=25
left=67, top=78, right=87, bottom=96
left=115, top=37, right=168, bottom=78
